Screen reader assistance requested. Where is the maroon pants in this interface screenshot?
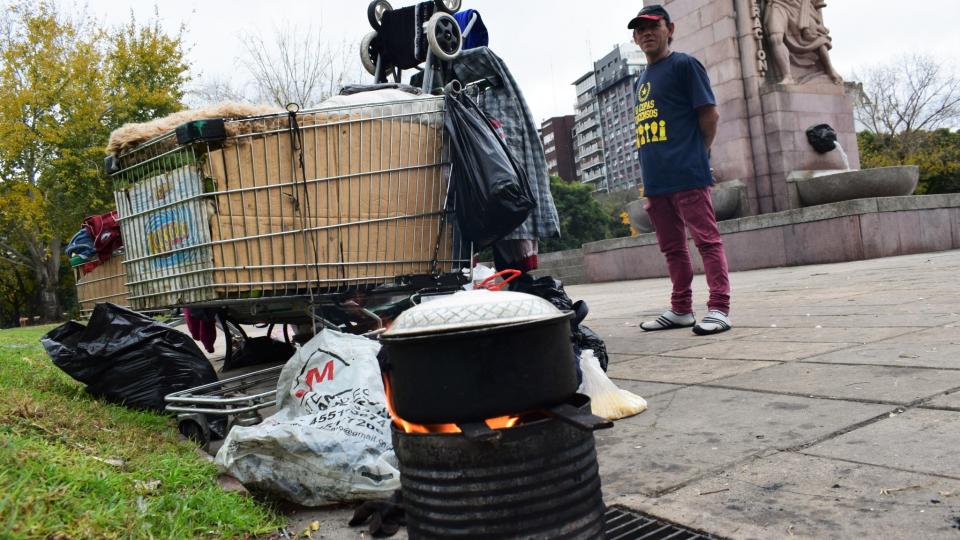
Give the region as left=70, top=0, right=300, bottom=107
left=645, top=186, right=731, bottom=315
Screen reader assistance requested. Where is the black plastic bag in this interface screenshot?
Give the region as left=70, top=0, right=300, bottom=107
left=805, top=123, right=838, bottom=154
left=41, top=303, right=217, bottom=411
left=510, top=275, right=610, bottom=373
left=444, top=91, right=536, bottom=248
left=574, top=325, right=609, bottom=372
left=223, top=335, right=295, bottom=372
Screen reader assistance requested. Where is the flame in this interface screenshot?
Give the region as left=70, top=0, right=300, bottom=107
left=382, top=376, right=520, bottom=433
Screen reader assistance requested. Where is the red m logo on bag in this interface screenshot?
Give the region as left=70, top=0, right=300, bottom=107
left=294, top=360, right=335, bottom=398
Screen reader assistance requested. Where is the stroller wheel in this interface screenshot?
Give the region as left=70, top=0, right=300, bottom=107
left=433, top=0, right=461, bottom=13
left=426, top=12, right=462, bottom=62
left=360, top=31, right=378, bottom=75
left=367, top=0, right=392, bottom=30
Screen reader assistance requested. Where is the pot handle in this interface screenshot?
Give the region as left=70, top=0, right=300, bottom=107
left=478, top=269, right=521, bottom=291
left=546, top=403, right=614, bottom=432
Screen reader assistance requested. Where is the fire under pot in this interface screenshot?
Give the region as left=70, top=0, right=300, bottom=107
left=380, top=290, right=613, bottom=538
left=391, top=394, right=610, bottom=539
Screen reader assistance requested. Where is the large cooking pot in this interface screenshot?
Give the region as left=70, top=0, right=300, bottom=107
left=380, top=289, right=578, bottom=424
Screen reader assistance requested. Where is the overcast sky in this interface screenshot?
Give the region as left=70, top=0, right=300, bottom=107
left=78, top=0, right=960, bottom=123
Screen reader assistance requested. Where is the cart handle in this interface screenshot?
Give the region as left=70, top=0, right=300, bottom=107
left=479, top=269, right=521, bottom=291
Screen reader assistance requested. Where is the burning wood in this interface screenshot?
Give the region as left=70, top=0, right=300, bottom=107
left=382, top=376, right=519, bottom=433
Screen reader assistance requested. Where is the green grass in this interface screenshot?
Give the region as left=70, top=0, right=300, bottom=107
left=0, top=325, right=283, bottom=539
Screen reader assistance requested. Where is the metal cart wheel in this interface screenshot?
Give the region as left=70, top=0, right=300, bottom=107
left=367, top=0, right=393, bottom=30
left=433, top=0, right=461, bottom=14
left=425, top=12, right=462, bottom=62
left=177, top=413, right=211, bottom=449
left=360, top=31, right=378, bottom=75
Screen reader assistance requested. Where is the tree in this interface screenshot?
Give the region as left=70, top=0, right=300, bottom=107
left=853, top=54, right=960, bottom=136
left=541, top=176, right=630, bottom=253
left=231, top=24, right=354, bottom=108
left=853, top=55, right=960, bottom=196
left=859, top=129, right=960, bottom=195
left=0, top=2, right=189, bottom=321
left=187, top=23, right=357, bottom=109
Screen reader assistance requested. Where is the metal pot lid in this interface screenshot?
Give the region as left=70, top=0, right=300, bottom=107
left=383, top=289, right=565, bottom=337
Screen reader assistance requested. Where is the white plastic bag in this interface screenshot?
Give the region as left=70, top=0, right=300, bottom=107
left=215, top=329, right=399, bottom=506
left=469, top=263, right=497, bottom=290
left=577, top=349, right=647, bottom=420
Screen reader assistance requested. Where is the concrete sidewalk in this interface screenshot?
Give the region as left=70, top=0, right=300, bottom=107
left=283, top=249, right=960, bottom=539
left=578, top=249, right=960, bottom=539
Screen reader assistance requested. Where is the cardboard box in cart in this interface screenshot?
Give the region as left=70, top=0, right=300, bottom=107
left=115, top=99, right=458, bottom=311
left=75, top=254, right=129, bottom=317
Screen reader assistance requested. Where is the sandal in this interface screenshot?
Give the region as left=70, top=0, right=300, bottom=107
left=640, top=310, right=695, bottom=331
left=693, top=310, right=732, bottom=335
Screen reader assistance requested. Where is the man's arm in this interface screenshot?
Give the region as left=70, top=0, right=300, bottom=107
left=697, top=105, right=719, bottom=152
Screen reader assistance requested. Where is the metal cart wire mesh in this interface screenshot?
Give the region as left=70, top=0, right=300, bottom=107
left=111, top=96, right=470, bottom=325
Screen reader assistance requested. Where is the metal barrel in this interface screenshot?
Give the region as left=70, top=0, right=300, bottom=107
left=393, top=413, right=606, bottom=539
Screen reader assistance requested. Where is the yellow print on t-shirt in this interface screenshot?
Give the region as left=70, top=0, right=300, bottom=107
left=638, top=82, right=652, bottom=102
left=635, top=99, right=668, bottom=147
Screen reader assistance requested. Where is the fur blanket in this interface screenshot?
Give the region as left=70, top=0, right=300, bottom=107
left=106, top=102, right=282, bottom=155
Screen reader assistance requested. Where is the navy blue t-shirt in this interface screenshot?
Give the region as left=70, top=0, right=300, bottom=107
left=634, top=52, right=716, bottom=196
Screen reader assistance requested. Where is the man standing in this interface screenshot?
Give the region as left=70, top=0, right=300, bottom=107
left=629, top=4, right=732, bottom=335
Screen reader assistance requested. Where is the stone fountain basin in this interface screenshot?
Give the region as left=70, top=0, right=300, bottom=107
left=789, top=166, right=919, bottom=207
left=625, top=180, right=745, bottom=233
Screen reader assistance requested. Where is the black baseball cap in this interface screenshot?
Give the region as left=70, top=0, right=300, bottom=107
left=628, top=4, right=671, bottom=29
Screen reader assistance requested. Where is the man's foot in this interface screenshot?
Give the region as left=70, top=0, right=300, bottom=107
left=640, top=310, right=695, bottom=331
left=693, top=310, right=732, bottom=335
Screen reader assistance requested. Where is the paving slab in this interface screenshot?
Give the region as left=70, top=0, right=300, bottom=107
left=603, top=331, right=716, bottom=356
left=873, top=325, right=960, bottom=344
left=923, top=390, right=960, bottom=410
left=723, top=326, right=922, bottom=343
left=712, top=362, right=960, bottom=404
left=732, top=313, right=955, bottom=328
left=665, top=339, right=855, bottom=361
left=804, top=342, right=960, bottom=370
left=610, top=452, right=960, bottom=540
left=803, top=408, right=960, bottom=478
left=283, top=504, right=384, bottom=540
left=595, top=386, right=889, bottom=497
left=606, top=355, right=778, bottom=385
left=273, top=250, right=960, bottom=538
left=609, top=378, right=683, bottom=399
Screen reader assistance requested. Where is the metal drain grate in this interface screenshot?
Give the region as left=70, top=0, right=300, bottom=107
left=603, top=506, right=722, bottom=540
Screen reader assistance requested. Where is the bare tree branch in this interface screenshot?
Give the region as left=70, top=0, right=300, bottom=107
left=185, top=75, right=250, bottom=106
left=238, top=23, right=352, bottom=108
left=852, top=54, right=960, bottom=135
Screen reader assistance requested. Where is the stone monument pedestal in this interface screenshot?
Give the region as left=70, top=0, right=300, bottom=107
left=760, top=81, right=860, bottom=211
left=655, top=0, right=860, bottom=216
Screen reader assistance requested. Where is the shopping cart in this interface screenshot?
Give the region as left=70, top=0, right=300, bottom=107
left=107, top=95, right=471, bottom=444
left=109, top=95, right=471, bottom=327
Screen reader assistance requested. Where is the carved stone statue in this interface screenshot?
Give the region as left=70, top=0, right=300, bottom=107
left=764, top=0, right=842, bottom=85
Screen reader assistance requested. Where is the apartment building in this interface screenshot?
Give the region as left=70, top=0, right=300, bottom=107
left=572, top=71, right=606, bottom=191
left=540, top=115, right=577, bottom=181
left=572, top=43, right=646, bottom=193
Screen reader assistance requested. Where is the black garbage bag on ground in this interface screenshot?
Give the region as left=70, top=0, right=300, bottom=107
left=444, top=90, right=536, bottom=248
left=222, top=336, right=295, bottom=372
left=805, top=123, right=838, bottom=153
left=221, top=323, right=295, bottom=372
left=575, top=325, right=609, bottom=372
left=41, top=303, right=217, bottom=411
left=510, top=275, right=610, bottom=374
